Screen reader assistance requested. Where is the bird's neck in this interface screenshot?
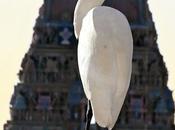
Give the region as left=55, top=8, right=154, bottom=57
left=74, top=0, right=105, bottom=38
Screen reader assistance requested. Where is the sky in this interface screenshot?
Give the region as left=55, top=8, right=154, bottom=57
left=0, top=0, right=175, bottom=129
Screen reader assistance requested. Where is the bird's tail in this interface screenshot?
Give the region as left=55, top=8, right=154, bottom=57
left=89, top=86, right=115, bottom=129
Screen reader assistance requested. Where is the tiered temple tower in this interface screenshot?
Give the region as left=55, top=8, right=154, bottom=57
left=4, top=0, right=174, bottom=130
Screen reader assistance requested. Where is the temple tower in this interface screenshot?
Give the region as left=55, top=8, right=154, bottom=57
left=4, top=0, right=174, bottom=130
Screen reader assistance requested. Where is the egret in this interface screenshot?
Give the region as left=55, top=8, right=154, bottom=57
left=73, top=0, right=133, bottom=130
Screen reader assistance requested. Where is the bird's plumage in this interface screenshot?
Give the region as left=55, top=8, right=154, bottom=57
left=74, top=0, right=105, bottom=38
left=74, top=1, right=133, bottom=129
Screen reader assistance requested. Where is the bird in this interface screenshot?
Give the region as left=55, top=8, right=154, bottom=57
left=73, top=0, right=133, bottom=130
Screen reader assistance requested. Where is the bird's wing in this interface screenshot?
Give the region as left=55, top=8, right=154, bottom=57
left=78, top=6, right=133, bottom=129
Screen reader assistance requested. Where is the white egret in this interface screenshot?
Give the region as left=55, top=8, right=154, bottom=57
left=74, top=0, right=133, bottom=130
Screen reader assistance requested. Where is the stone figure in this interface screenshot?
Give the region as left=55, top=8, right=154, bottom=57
left=74, top=0, right=133, bottom=130
left=45, top=57, right=58, bottom=82
left=23, top=56, right=36, bottom=83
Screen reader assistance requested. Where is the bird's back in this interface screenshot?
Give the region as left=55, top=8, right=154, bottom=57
left=78, top=6, right=133, bottom=129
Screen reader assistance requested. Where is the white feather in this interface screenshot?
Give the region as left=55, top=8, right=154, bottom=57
left=74, top=1, right=133, bottom=129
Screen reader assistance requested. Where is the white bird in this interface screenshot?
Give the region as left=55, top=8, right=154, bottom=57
left=74, top=0, right=133, bottom=130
